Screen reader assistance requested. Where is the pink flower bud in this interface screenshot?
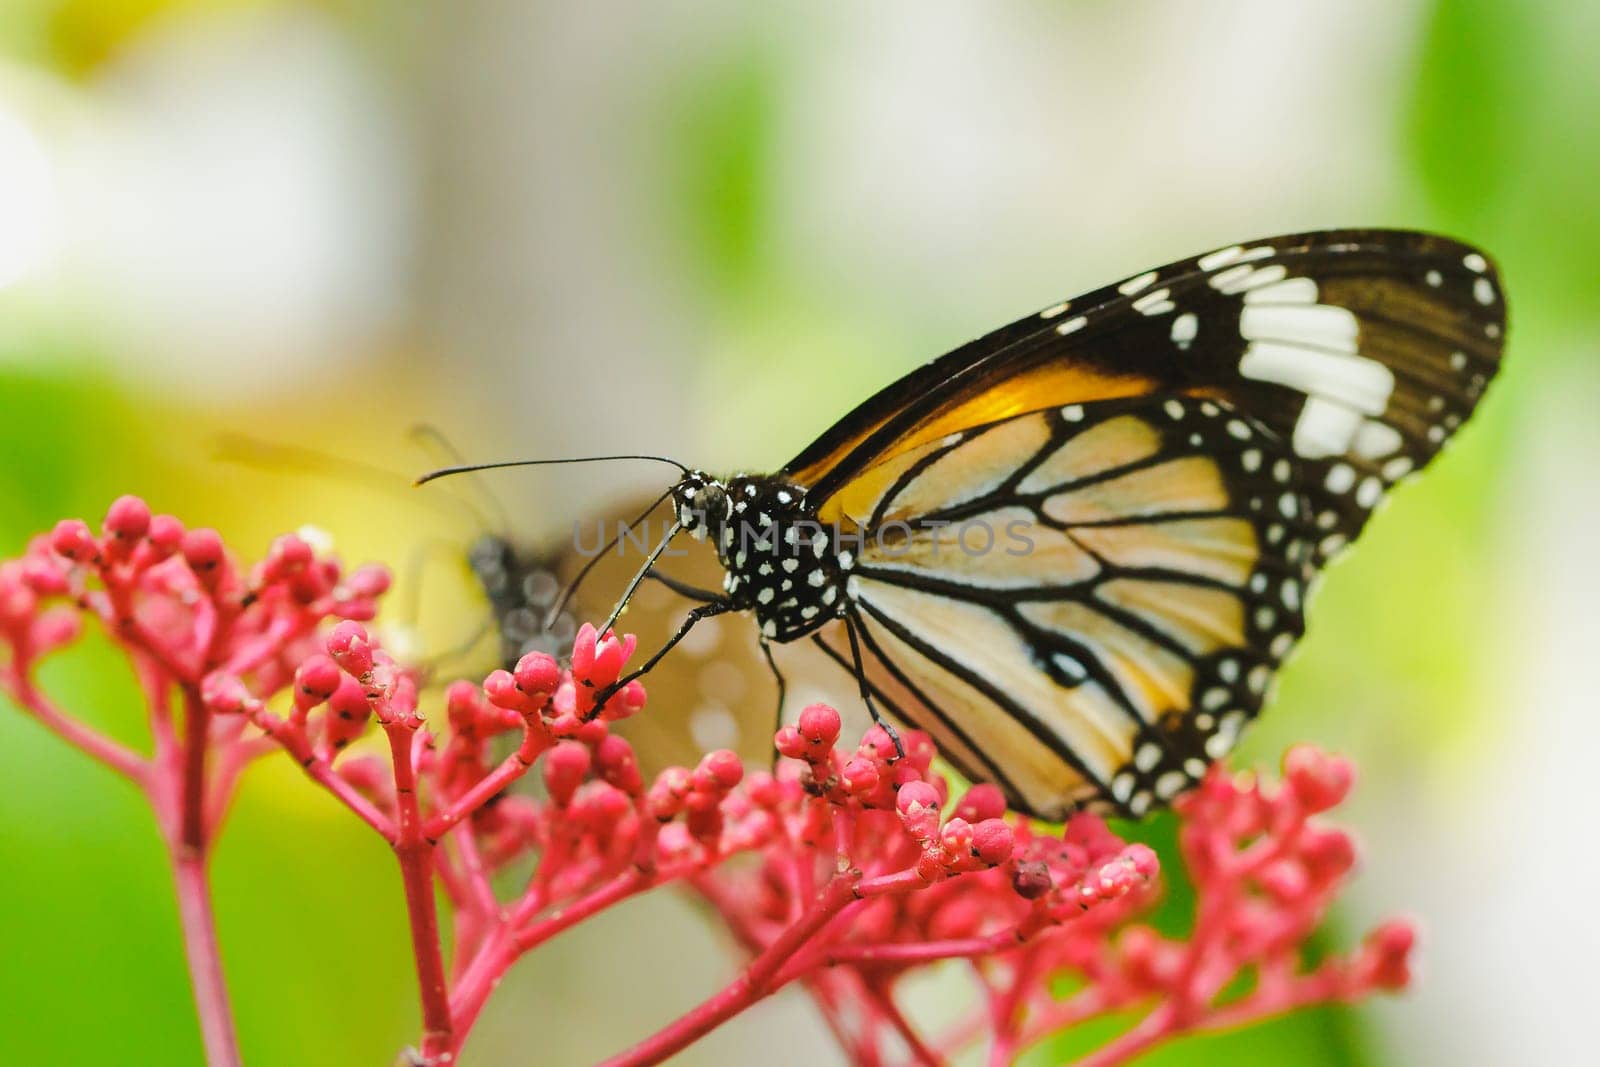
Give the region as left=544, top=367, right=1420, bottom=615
left=201, top=672, right=252, bottom=715
left=29, top=607, right=81, bottom=652
left=49, top=519, right=97, bottom=563
left=1259, top=858, right=1310, bottom=903
left=295, top=654, right=342, bottom=704
left=514, top=651, right=562, bottom=698
left=1282, top=745, right=1354, bottom=812
left=103, top=496, right=151, bottom=543
left=326, top=621, right=374, bottom=678
left=1012, top=860, right=1053, bottom=899
left=345, top=564, right=391, bottom=599
left=1299, top=825, right=1358, bottom=883
left=646, top=766, right=693, bottom=820
left=543, top=741, right=591, bottom=806
left=696, top=749, right=744, bottom=792
left=328, top=675, right=372, bottom=724
left=686, top=804, right=725, bottom=844
left=971, top=818, right=1015, bottom=865
left=18, top=557, right=69, bottom=595
left=1118, top=925, right=1173, bottom=990
left=773, top=725, right=808, bottom=761
left=264, top=534, right=314, bottom=579
left=797, top=703, right=841, bottom=747
left=0, top=580, right=36, bottom=626
left=1360, top=920, right=1416, bottom=991
left=146, top=515, right=185, bottom=559
left=445, top=680, right=484, bottom=731
left=181, top=528, right=225, bottom=578
left=605, top=679, right=648, bottom=719
left=840, top=755, right=880, bottom=796
left=595, top=734, right=643, bottom=794
left=570, top=623, right=598, bottom=676
left=482, top=670, right=527, bottom=712
left=744, top=771, right=781, bottom=807
left=591, top=632, right=632, bottom=684
left=939, top=817, right=974, bottom=857
left=325, top=676, right=374, bottom=748
left=954, top=783, right=1007, bottom=824
left=860, top=725, right=899, bottom=761
left=572, top=782, right=632, bottom=828
left=897, top=780, right=941, bottom=816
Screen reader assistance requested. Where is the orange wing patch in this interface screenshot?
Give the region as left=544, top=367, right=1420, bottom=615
left=789, top=362, right=1157, bottom=491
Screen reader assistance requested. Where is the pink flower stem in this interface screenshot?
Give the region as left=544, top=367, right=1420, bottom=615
left=447, top=867, right=667, bottom=1048
left=1195, top=966, right=1347, bottom=1032
left=169, top=846, right=242, bottom=1067
left=2, top=669, right=149, bottom=784
left=986, top=948, right=1046, bottom=1066
left=179, top=686, right=210, bottom=847
left=802, top=928, right=1027, bottom=971
left=862, top=979, right=943, bottom=1067
left=385, top=724, right=454, bottom=1063
left=598, top=873, right=864, bottom=1067
left=162, top=683, right=241, bottom=1067
left=424, top=728, right=545, bottom=839
left=250, top=709, right=395, bottom=838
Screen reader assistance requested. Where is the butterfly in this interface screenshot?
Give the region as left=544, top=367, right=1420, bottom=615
left=431, top=229, right=1506, bottom=820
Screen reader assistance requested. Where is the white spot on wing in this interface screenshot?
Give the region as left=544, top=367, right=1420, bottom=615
left=1056, top=315, right=1088, bottom=336
left=1242, top=276, right=1319, bottom=305
left=1198, top=245, right=1244, bottom=271
left=1353, top=420, right=1403, bottom=459
left=1324, top=463, right=1356, bottom=494
left=1170, top=312, right=1198, bottom=349
left=1132, top=288, right=1174, bottom=315
left=1240, top=341, right=1395, bottom=416
left=1290, top=396, right=1366, bottom=459
left=1118, top=270, right=1158, bottom=295
left=1240, top=304, right=1359, bottom=353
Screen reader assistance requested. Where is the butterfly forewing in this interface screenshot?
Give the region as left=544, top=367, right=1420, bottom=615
left=795, top=229, right=1504, bottom=818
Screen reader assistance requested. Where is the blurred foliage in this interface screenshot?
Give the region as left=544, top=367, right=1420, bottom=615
left=662, top=50, right=782, bottom=296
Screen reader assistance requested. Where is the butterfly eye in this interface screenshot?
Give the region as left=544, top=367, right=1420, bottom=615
left=674, top=476, right=729, bottom=535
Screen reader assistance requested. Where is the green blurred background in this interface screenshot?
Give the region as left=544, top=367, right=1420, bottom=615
left=1, top=1, right=1595, bottom=1064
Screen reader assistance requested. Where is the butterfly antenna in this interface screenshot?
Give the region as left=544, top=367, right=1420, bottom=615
left=407, top=424, right=516, bottom=539
left=597, top=519, right=684, bottom=641
left=543, top=485, right=675, bottom=631
left=414, top=453, right=690, bottom=486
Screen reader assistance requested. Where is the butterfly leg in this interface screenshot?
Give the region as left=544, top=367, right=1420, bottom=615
left=645, top=568, right=725, bottom=604
left=844, top=614, right=905, bottom=760
left=582, top=599, right=734, bottom=720
left=758, top=636, right=788, bottom=760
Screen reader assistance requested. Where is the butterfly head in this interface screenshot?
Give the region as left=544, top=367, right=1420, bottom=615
left=671, top=471, right=732, bottom=540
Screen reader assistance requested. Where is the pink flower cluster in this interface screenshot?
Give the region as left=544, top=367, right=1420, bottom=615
left=0, top=497, right=1416, bottom=1067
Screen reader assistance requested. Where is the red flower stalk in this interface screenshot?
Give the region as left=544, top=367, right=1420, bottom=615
left=0, top=498, right=389, bottom=1067
left=0, top=499, right=1416, bottom=1066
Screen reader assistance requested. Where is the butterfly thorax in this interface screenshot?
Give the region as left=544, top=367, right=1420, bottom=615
left=672, top=472, right=848, bottom=642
